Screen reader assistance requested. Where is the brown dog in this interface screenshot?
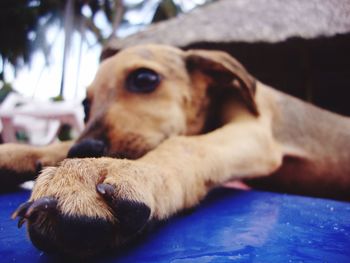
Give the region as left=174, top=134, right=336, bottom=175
left=2, top=44, right=350, bottom=257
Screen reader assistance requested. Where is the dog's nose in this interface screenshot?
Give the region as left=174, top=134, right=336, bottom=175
left=67, top=139, right=106, bottom=158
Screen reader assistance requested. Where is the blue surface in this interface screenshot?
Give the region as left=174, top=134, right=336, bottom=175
left=1, top=188, right=350, bottom=262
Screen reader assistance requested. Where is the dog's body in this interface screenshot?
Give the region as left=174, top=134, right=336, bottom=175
left=247, top=86, right=350, bottom=198
left=1, top=44, right=349, bottom=257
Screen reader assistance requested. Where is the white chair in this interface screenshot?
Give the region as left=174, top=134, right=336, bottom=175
left=0, top=93, right=84, bottom=145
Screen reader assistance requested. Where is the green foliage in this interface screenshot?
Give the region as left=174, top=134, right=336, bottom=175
left=0, top=0, right=63, bottom=78
left=153, top=0, right=181, bottom=22
left=0, top=82, right=14, bottom=103
left=0, top=0, right=118, bottom=81
left=50, top=95, right=64, bottom=102
left=57, top=123, right=73, bottom=141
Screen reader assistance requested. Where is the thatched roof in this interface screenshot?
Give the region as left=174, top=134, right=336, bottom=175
left=104, top=0, right=350, bottom=53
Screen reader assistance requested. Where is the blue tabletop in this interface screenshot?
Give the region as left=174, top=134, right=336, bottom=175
left=1, top=188, right=349, bottom=262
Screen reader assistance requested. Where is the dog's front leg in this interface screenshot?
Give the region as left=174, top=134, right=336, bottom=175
left=19, top=121, right=283, bottom=256
left=0, top=141, right=73, bottom=190
left=99, top=120, right=283, bottom=222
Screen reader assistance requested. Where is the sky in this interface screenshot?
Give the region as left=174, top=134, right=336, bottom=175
left=4, top=20, right=102, bottom=102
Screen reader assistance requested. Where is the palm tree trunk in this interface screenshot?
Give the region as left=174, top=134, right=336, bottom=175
left=60, top=0, right=74, bottom=99
left=75, top=17, right=86, bottom=99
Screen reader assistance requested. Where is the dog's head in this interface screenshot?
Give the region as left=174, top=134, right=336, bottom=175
left=69, top=44, right=257, bottom=159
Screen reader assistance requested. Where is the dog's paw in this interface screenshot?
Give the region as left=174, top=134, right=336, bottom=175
left=12, top=158, right=162, bottom=258
left=96, top=183, right=151, bottom=235
left=0, top=144, right=43, bottom=190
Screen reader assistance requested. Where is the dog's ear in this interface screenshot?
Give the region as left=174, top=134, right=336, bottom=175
left=185, top=50, right=258, bottom=115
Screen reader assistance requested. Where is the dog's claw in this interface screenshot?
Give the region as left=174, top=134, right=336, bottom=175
left=17, top=217, right=26, bottom=228
left=11, top=201, right=33, bottom=220
left=12, top=201, right=35, bottom=228
left=12, top=197, right=57, bottom=228
left=96, top=183, right=151, bottom=235
left=24, top=197, right=58, bottom=219
left=96, top=183, right=115, bottom=199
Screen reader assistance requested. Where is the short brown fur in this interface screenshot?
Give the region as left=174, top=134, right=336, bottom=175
left=2, top=44, right=350, bottom=257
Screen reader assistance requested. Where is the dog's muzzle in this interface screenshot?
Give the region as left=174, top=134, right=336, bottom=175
left=67, top=139, right=106, bottom=158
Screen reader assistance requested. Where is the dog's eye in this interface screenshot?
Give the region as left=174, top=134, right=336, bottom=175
left=126, top=68, right=160, bottom=93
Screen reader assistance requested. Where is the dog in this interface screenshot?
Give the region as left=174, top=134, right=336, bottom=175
left=1, top=44, right=349, bottom=258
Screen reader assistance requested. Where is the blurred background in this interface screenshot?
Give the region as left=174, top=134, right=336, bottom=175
left=0, top=0, right=212, bottom=101
left=0, top=0, right=349, bottom=144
